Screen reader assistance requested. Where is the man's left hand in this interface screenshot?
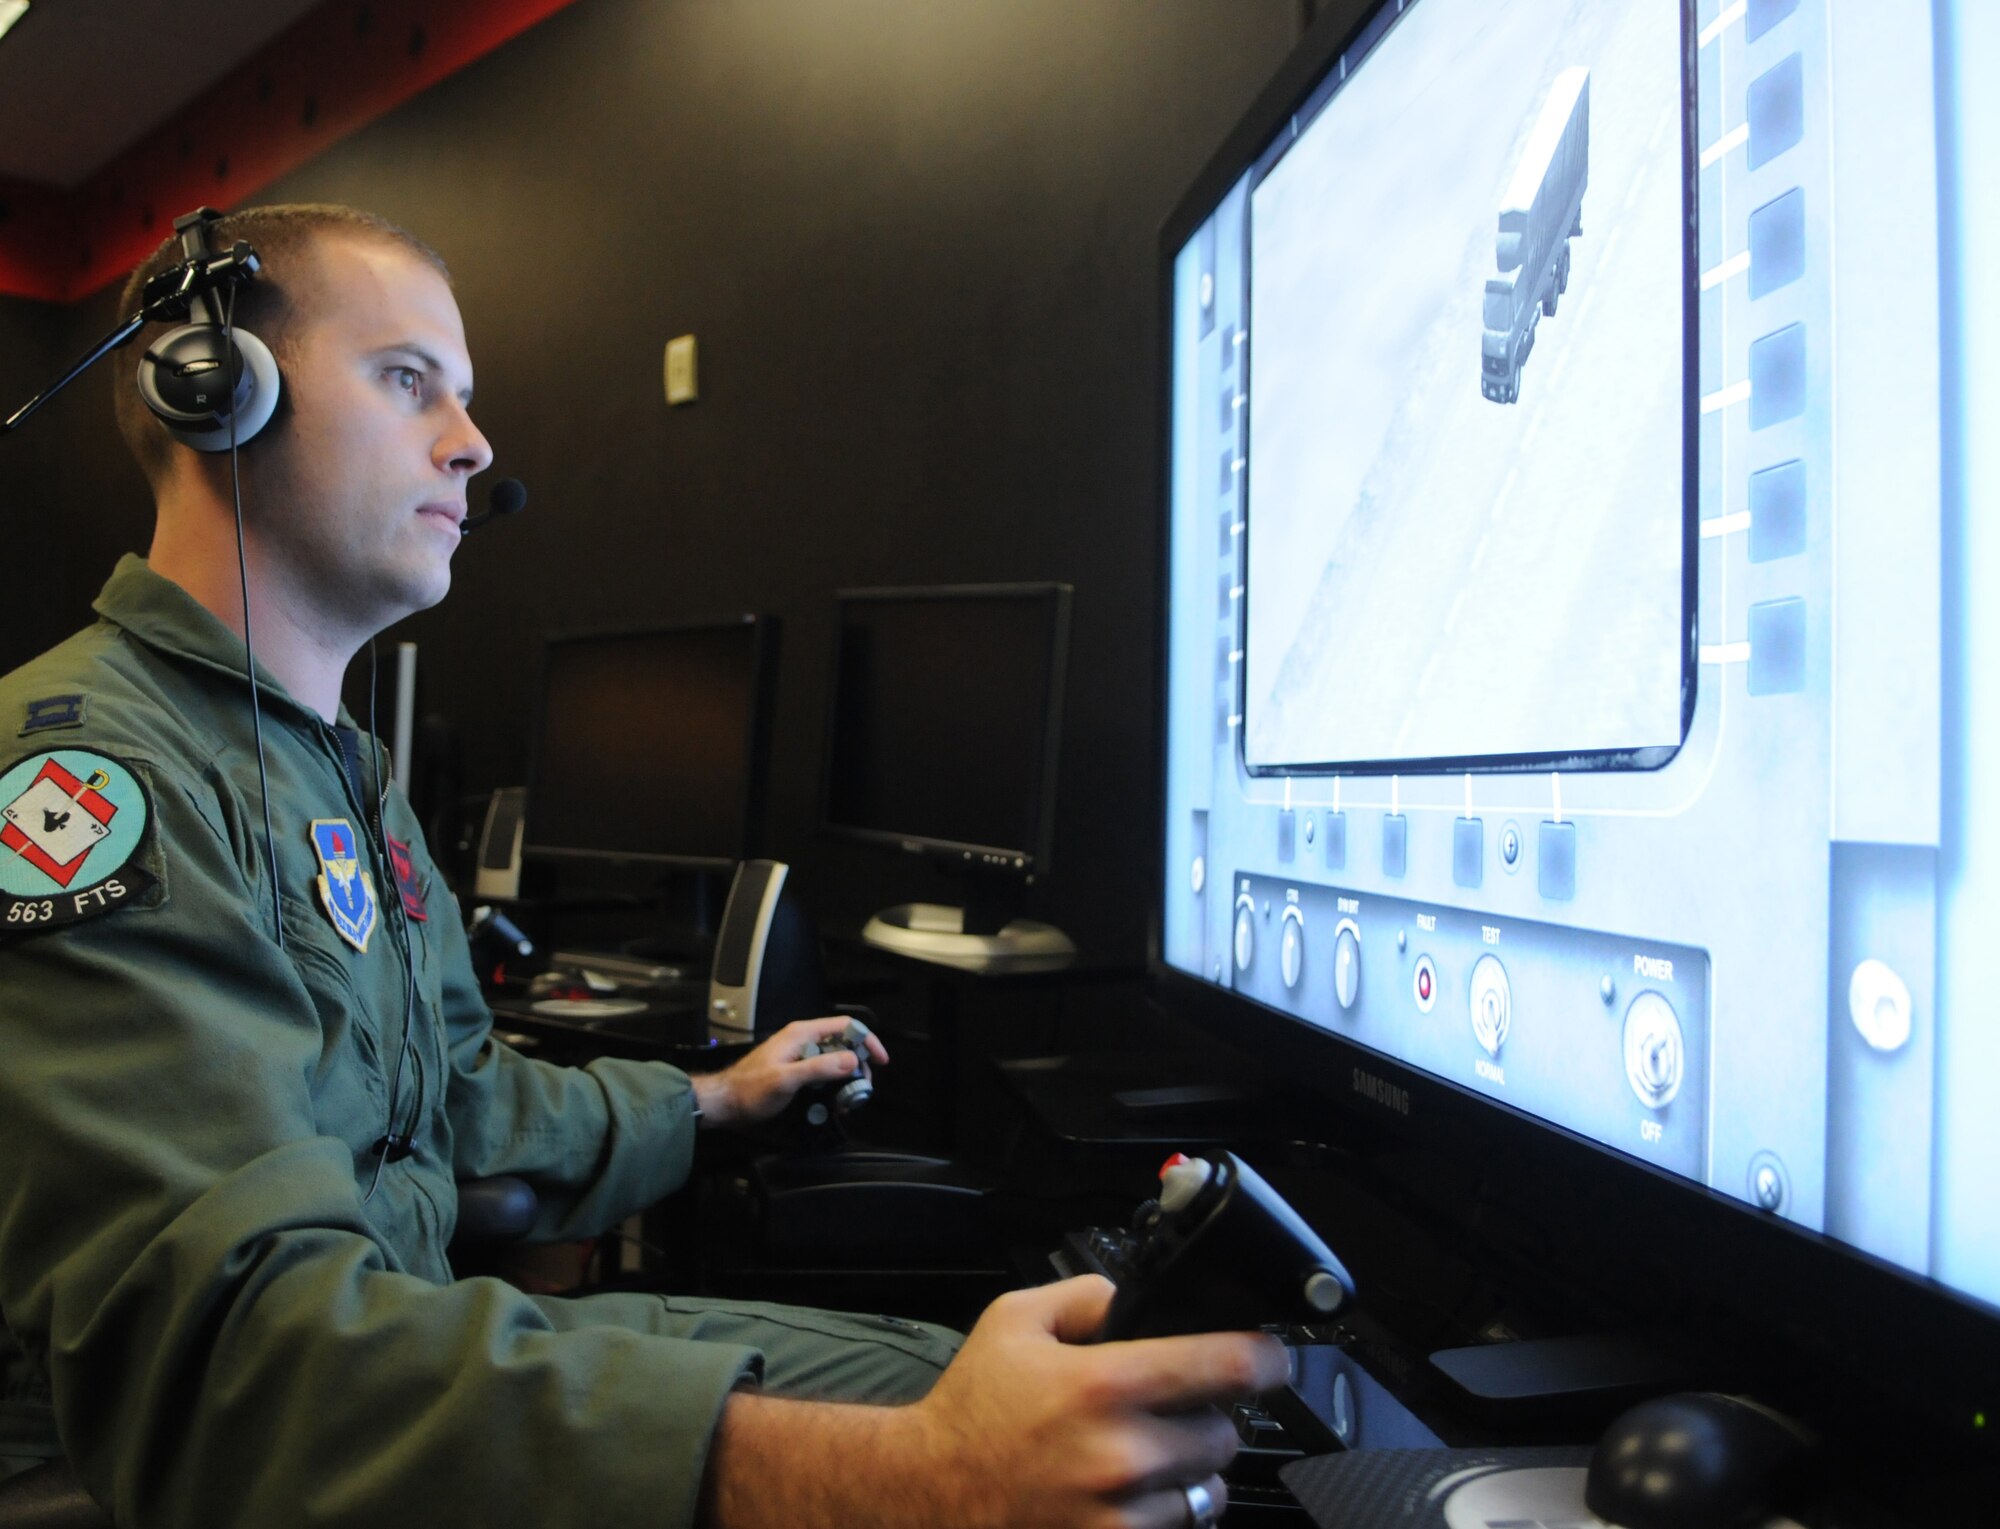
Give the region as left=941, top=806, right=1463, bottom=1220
left=691, top=1016, right=890, bottom=1130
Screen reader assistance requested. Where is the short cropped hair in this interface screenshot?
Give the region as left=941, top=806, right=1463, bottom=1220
left=112, top=204, right=451, bottom=489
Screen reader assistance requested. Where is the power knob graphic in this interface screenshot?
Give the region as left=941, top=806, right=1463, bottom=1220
left=1623, top=990, right=1684, bottom=1109
left=1468, top=954, right=1510, bottom=1057
left=1333, top=919, right=1361, bottom=1011
left=1280, top=906, right=1306, bottom=990
left=1233, top=892, right=1256, bottom=974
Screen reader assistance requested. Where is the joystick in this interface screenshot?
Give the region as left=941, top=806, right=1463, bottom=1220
left=798, top=1019, right=875, bottom=1127
left=1099, top=1152, right=1356, bottom=1341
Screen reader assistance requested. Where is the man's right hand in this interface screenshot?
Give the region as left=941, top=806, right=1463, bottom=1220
left=702, top=1275, right=1292, bottom=1528
left=907, top=1274, right=1289, bottom=1526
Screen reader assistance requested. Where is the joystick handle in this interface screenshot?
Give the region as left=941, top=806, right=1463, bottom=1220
left=1099, top=1152, right=1355, bottom=1342
left=800, top=1019, right=875, bottom=1120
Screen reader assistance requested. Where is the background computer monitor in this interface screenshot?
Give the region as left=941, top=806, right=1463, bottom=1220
left=822, top=583, right=1073, bottom=956
left=1156, top=0, right=1998, bottom=1443
left=524, top=617, right=778, bottom=870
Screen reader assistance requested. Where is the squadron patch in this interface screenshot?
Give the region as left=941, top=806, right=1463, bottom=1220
left=309, top=818, right=378, bottom=953
left=0, top=749, right=161, bottom=931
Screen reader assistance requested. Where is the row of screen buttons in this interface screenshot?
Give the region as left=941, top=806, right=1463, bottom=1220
left=1238, top=894, right=1682, bottom=1111
left=1276, top=809, right=1579, bottom=902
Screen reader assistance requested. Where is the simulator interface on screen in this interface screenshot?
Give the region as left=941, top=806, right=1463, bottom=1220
left=1161, top=0, right=1999, bottom=1314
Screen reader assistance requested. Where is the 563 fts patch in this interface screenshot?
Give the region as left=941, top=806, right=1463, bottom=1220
left=0, top=749, right=161, bottom=931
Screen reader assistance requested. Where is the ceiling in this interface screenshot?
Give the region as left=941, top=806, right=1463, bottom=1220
left=0, top=0, right=328, bottom=188
left=0, top=0, right=578, bottom=302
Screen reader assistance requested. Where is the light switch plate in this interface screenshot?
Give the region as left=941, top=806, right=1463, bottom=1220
left=665, top=334, right=698, bottom=405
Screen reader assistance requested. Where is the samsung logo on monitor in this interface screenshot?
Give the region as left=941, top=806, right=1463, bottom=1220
left=1352, top=1066, right=1410, bottom=1117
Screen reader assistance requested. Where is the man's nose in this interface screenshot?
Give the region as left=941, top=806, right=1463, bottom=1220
left=438, top=400, right=494, bottom=477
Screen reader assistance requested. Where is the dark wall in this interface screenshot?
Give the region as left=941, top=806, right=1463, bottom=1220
left=0, top=293, right=132, bottom=653
left=0, top=0, right=1301, bottom=957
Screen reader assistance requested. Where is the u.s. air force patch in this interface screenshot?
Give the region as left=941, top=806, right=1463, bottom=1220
left=309, top=818, right=377, bottom=953
left=0, top=749, right=161, bottom=931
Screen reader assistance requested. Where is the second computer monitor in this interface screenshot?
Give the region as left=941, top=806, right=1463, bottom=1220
left=525, top=617, right=778, bottom=869
left=823, top=583, right=1074, bottom=962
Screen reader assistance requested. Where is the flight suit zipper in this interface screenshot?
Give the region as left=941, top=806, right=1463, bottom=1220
left=321, top=718, right=432, bottom=1165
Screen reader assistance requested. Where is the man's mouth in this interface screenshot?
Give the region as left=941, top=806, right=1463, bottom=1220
left=417, top=500, right=465, bottom=531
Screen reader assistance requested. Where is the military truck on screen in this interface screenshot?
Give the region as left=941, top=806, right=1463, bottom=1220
left=1481, top=66, right=1589, bottom=405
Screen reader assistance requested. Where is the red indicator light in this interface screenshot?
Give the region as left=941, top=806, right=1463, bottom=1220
left=1418, top=970, right=1432, bottom=1000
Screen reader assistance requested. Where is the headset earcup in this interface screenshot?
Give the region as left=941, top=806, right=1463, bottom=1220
left=136, top=324, right=283, bottom=452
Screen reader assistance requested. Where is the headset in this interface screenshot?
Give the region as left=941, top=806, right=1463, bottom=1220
left=0, top=205, right=266, bottom=442
left=134, top=209, right=284, bottom=450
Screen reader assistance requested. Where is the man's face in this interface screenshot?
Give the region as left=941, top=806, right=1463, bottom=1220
left=245, top=235, right=492, bottom=635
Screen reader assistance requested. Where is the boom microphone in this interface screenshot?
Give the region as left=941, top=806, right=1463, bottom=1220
left=461, top=477, right=527, bottom=535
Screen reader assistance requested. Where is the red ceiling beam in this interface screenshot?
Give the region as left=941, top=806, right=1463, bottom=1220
left=0, top=0, right=581, bottom=305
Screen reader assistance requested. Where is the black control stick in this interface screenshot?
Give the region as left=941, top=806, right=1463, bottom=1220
left=1099, top=1152, right=1355, bottom=1342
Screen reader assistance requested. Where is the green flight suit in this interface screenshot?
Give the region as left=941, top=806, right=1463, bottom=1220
left=0, top=557, right=959, bottom=1527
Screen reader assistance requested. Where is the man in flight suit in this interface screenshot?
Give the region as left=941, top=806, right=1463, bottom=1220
left=0, top=204, right=1285, bottom=1528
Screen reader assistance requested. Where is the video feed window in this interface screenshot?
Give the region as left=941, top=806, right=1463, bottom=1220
left=1241, top=0, right=1694, bottom=773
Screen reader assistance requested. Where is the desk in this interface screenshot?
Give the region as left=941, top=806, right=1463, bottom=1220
left=486, top=993, right=743, bottom=1069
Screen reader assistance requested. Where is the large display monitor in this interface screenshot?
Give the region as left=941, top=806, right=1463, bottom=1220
left=1157, top=0, right=1999, bottom=1437
left=524, top=617, right=777, bottom=869
left=823, top=584, right=1075, bottom=964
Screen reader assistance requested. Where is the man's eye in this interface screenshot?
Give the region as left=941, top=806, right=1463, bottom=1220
left=391, top=366, right=421, bottom=394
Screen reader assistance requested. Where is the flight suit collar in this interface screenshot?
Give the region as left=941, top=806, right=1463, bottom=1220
left=91, top=554, right=360, bottom=732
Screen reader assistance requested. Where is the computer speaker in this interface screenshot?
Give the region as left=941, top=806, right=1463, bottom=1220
left=708, top=859, right=822, bottom=1038
left=473, top=786, right=527, bottom=901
